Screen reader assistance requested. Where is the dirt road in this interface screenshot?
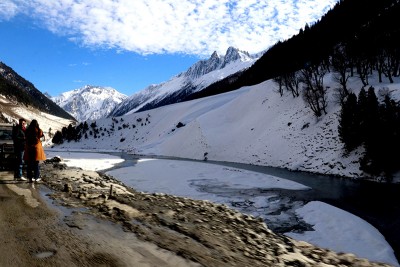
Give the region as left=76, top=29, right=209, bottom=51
left=0, top=171, right=200, bottom=267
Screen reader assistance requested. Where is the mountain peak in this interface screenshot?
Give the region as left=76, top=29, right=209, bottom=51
left=184, top=47, right=255, bottom=80
left=52, top=85, right=127, bottom=121
left=225, top=47, right=251, bottom=63
left=225, top=47, right=239, bottom=58
left=210, top=51, right=219, bottom=59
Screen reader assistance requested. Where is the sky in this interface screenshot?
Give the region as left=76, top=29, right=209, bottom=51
left=0, top=0, right=338, bottom=97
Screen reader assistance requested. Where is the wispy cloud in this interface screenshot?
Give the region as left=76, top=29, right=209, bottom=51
left=68, top=62, right=90, bottom=67
left=4, top=0, right=338, bottom=56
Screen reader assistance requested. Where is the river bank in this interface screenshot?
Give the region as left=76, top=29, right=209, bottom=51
left=0, top=158, right=394, bottom=266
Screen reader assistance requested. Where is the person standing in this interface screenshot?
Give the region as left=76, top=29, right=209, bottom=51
left=12, top=118, right=27, bottom=181
left=23, top=120, right=46, bottom=182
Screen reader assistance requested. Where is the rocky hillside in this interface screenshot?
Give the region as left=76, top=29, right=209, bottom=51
left=0, top=62, right=76, bottom=121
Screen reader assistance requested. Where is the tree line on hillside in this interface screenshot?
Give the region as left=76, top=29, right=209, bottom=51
left=273, top=24, right=400, bottom=117
left=269, top=1, right=400, bottom=178
left=0, top=76, right=33, bottom=107
left=339, top=87, right=400, bottom=180
left=275, top=0, right=400, bottom=105
left=52, top=121, right=116, bottom=144
left=52, top=115, right=151, bottom=145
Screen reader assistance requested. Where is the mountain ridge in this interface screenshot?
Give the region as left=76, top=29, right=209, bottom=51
left=108, top=46, right=261, bottom=117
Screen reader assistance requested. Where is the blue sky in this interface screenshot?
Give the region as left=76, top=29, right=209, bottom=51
left=0, top=0, right=338, bottom=97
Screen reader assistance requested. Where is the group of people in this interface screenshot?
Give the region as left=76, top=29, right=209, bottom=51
left=12, top=118, right=46, bottom=183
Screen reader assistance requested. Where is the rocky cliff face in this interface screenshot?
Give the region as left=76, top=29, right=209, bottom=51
left=185, top=47, right=252, bottom=79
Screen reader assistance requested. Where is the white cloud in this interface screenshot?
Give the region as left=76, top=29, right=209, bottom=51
left=0, top=0, right=19, bottom=20
left=8, top=0, right=338, bottom=55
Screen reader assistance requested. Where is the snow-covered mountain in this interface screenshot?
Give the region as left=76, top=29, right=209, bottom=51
left=109, top=47, right=261, bottom=117
left=55, top=72, right=400, bottom=182
left=52, top=85, right=127, bottom=122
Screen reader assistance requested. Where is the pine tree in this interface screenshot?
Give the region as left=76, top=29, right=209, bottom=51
left=364, top=87, right=379, bottom=147
left=359, top=87, right=381, bottom=175
left=357, top=88, right=368, bottom=141
left=376, top=95, right=400, bottom=178
left=52, top=131, right=63, bottom=144
left=338, top=92, right=360, bottom=152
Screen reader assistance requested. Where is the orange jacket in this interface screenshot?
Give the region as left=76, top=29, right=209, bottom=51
left=23, top=129, right=46, bottom=161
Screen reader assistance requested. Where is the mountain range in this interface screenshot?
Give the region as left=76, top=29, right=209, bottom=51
left=49, top=47, right=258, bottom=121
left=1, top=45, right=260, bottom=124
left=108, top=47, right=261, bottom=117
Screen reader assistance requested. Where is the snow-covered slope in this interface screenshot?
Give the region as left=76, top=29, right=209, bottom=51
left=109, top=47, right=260, bottom=116
left=52, top=85, right=127, bottom=121
left=54, top=72, right=400, bottom=180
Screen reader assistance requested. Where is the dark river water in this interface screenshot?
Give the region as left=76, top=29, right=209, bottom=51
left=102, top=152, right=400, bottom=262
left=207, top=160, right=400, bottom=263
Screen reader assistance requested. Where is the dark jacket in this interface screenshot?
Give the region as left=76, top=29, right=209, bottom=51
left=12, top=125, right=26, bottom=152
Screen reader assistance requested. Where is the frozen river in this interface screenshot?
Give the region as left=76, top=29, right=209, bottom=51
left=46, top=150, right=400, bottom=266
